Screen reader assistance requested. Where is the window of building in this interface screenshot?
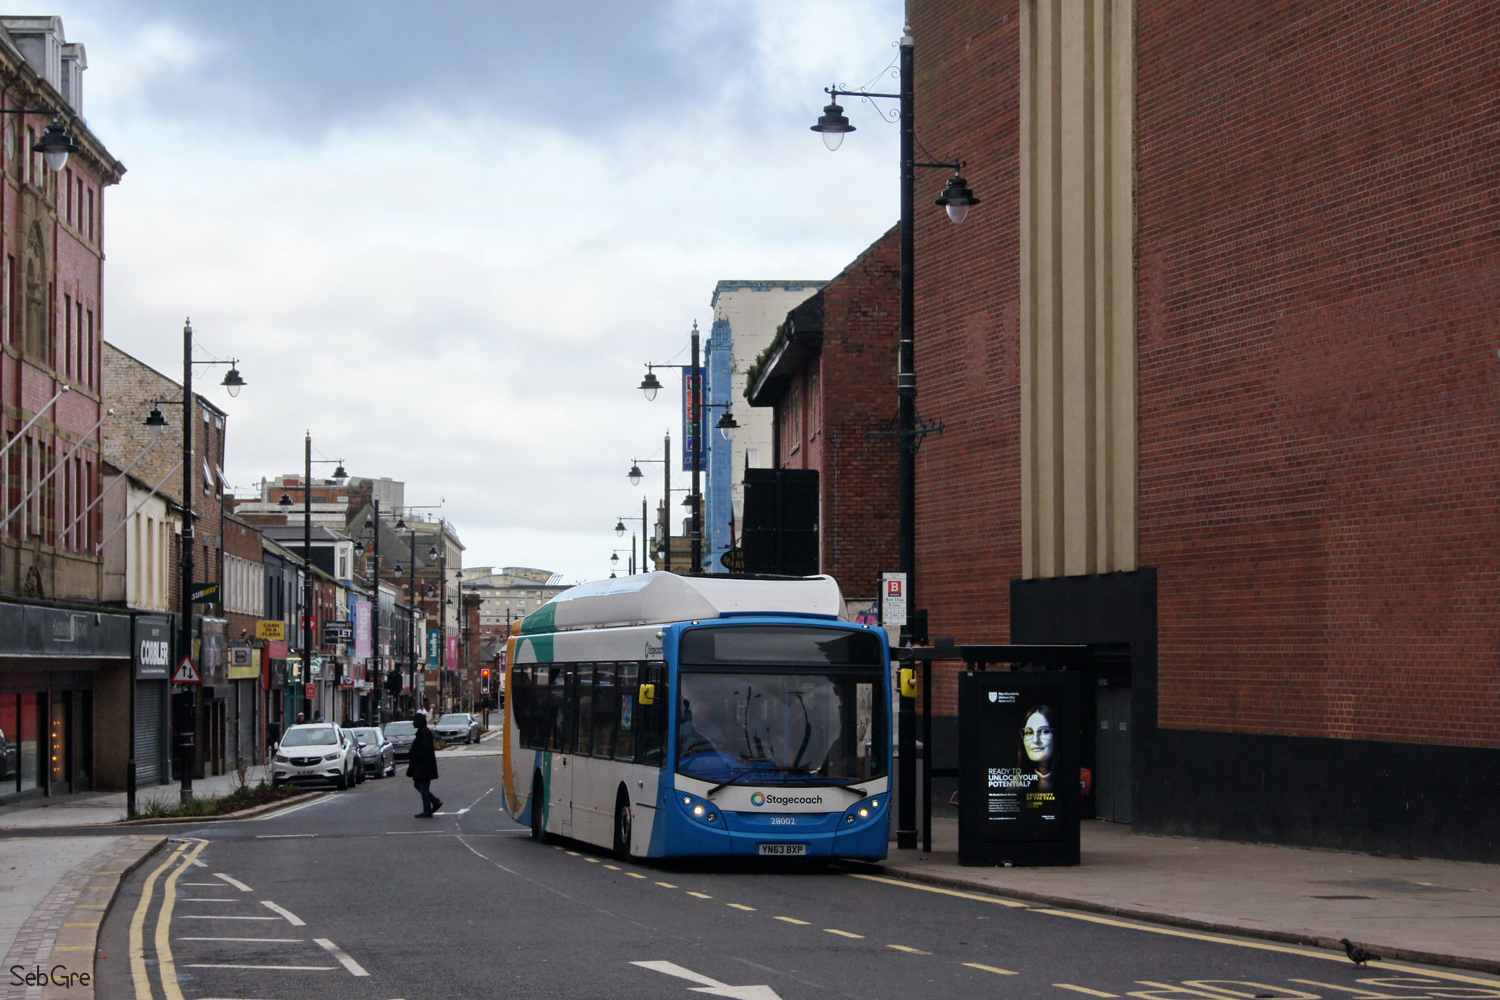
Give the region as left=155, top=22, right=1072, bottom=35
left=810, top=368, right=821, bottom=438
left=62, top=294, right=71, bottom=378
left=788, top=386, right=802, bottom=454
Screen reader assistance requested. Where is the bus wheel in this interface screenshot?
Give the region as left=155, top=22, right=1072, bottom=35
left=530, top=773, right=550, bottom=843
left=613, top=790, right=632, bottom=861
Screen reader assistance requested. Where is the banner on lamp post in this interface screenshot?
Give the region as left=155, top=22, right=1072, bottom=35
left=353, top=598, right=372, bottom=661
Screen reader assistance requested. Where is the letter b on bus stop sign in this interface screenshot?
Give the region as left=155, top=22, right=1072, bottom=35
left=881, top=573, right=907, bottom=627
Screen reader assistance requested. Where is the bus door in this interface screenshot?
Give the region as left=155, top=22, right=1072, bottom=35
left=544, top=664, right=574, bottom=838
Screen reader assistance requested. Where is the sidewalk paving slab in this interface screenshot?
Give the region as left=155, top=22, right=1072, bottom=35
left=0, top=835, right=164, bottom=1000
left=881, top=819, right=1500, bottom=975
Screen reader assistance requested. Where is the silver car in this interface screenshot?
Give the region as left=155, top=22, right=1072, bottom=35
left=433, top=713, right=481, bottom=744
left=272, top=724, right=359, bottom=789
left=349, top=727, right=395, bottom=778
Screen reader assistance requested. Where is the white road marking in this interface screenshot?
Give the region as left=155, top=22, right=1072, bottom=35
left=179, top=898, right=238, bottom=902
left=177, top=882, right=227, bottom=887
left=632, top=960, right=784, bottom=1000
left=887, top=945, right=930, bottom=954
left=214, top=873, right=254, bottom=891
left=1053, top=985, right=1116, bottom=997
left=190, top=858, right=208, bottom=867
left=314, top=937, right=370, bottom=977
left=260, top=901, right=306, bottom=926
left=182, top=964, right=335, bottom=971
left=176, top=916, right=279, bottom=921
left=824, top=928, right=863, bottom=939
left=176, top=937, right=304, bottom=943
left=432, top=808, right=470, bottom=815
left=255, top=834, right=316, bottom=839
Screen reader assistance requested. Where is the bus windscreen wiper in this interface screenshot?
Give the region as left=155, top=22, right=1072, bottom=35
left=706, top=772, right=756, bottom=798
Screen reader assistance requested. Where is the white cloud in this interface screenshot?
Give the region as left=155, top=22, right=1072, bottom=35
left=72, top=0, right=905, bottom=582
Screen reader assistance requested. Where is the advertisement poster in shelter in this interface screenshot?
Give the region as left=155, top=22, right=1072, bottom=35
left=957, top=670, right=1080, bottom=866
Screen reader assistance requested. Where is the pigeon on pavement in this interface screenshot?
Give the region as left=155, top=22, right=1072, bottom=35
left=1340, top=938, right=1379, bottom=965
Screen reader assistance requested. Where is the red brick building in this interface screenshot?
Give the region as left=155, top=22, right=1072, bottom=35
left=0, top=17, right=129, bottom=801
left=895, top=0, right=1499, bottom=858
left=746, top=227, right=901, bottom=606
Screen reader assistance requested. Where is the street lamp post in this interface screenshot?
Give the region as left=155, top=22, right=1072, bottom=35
left=636, top=332, right=740, bottom=575
left=356, top=498, right=387, bottom=723
left=808, top=28, right=980, bottom=850
left=144, top=319, right=244, bottom=805
left=628, top=431, right=672, bottom=572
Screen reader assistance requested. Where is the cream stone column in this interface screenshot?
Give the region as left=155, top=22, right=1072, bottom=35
left=1020, top=0, right=1136, bottom=579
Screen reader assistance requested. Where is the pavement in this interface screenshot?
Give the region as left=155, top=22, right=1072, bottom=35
left=884, top=817, right=1500, bottom=974
left=0, top=835, right=163, bottom=1000
left=0, top=767, right=272, bottom=830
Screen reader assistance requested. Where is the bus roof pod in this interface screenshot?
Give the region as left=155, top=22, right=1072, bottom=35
left=521, top=572, right=846, bottom=633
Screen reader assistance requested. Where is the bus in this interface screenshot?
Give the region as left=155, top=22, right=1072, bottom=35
left=501, top=572, right=891, bottom=861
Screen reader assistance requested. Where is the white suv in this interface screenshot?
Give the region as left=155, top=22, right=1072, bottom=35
left=272, top=724, right=359, bottom=790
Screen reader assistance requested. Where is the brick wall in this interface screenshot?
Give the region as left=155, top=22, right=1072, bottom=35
left=818, top=227, right=901, bottom=601
left=1137, top=1, right=1500, bottom=747
left=101, top=343, right=227, bottom=613
left=909, top=0, right=1021, bottom=715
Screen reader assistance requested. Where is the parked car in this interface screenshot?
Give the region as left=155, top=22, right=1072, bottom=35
left=349, top=727, right=395, bottom=778
left=433, top=713, right=481, bottom=744
left=385, top=720, right=417, bottom=760
left=271, top=724, right=359, bottom=789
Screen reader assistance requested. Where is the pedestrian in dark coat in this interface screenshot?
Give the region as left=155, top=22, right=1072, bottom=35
left=407, top=712, right=442, bottom=818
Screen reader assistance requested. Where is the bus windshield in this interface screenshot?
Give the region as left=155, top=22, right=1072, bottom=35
left=677, top=670, right=885, bottom=785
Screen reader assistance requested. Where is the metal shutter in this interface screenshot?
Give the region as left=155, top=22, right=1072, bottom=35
left=133, top=681, right=165, bottom=786
left=236, top=680, right=257, bottom=767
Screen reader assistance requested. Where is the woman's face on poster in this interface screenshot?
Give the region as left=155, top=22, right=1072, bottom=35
left=1022, top=710, right=1054, bottom=766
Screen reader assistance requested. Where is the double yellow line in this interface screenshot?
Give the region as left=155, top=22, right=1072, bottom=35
left=129, top=839, right=206, bottom=1000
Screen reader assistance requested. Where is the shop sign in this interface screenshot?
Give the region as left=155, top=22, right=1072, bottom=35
left=305, top=683, right=317, bottom=699
left=446, top=635, right=458, bottom=670
left=256, top=620, right=286, bottom=641
left=322, top=620, right=353, bottom=645
left=133, top=615, right=173, bottom=680
left=0, top=603, right=131, bottom=658
left=426, top=629, right=440, bottom=668
left=227, top=645, right=259, bottom=681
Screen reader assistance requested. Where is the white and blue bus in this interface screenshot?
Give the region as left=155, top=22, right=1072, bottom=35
left=501, top=573, right=891, bottom=861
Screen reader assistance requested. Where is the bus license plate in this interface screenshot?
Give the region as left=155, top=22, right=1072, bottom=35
left=758, top=843, right=806, bottom=856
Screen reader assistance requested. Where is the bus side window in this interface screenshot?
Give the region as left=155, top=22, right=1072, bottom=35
left=614, top=662, right=637, bottom=762
left=575, top=664, right=594, bottom=757
left=593, top=663, right=617, bottom=758
left=512, top=666, right=532, bottom=748
left=636, top=661, right=666, bottom=768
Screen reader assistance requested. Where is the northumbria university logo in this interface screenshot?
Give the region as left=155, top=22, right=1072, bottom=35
left=750, top=792, right=765, bottom=807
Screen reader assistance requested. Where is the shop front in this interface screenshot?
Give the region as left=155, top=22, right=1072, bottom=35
left=0, top=602, right=131, bottom=802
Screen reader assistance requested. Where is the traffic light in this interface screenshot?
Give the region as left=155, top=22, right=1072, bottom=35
left=480, top=668, right=491, bottom=694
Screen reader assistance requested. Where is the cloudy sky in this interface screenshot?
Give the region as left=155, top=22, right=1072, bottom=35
left=65, top=0, right=903, bottom=582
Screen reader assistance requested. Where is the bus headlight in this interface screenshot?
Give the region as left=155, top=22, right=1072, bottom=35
left=858, top=808, right=870, bottom=818
left=693, top=805, right=705, bottom=817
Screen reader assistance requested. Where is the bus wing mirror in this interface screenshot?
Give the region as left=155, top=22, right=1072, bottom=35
left=899, top=667, right=918, bottom=699
left=638, top=683, right=656, bottom=706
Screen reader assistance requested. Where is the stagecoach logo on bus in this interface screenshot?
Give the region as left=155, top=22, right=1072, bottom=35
left=749, top=792, right=825, bottom=807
